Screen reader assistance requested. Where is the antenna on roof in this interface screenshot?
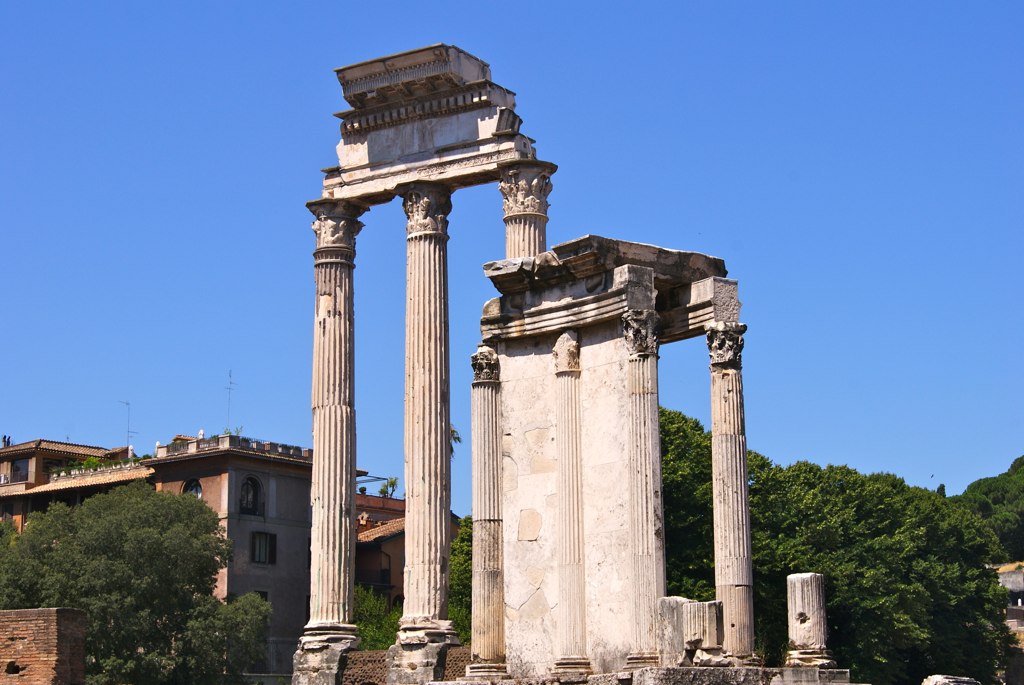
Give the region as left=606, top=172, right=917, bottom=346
left=118, top=400, right=136, bottom=449
left=225, top=370, right=237, bottom=429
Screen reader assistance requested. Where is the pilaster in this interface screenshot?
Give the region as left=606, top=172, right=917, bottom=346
left=552, top=331, right=593, bottom=677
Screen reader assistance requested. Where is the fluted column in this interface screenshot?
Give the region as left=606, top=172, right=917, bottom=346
left=399, top=182, right=457, bottom=639
left=552, top=331, right=592, bottom=676
left=786, top=573, right=836, bottom=667
left=498, top=162, right=556, bottom=258
left=465, top=346, right=507, bottom=679
left=293, top=200, right=365, bottom=684
left=706, top=321, right=755, bottom=660
left=622, top=311, right=666, bottom=668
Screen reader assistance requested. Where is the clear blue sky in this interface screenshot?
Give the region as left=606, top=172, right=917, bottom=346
left=1, top=2, right=1020, bottom=515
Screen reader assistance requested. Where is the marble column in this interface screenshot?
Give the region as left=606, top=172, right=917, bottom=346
left=465, top=345, right=507, bottom=679
left=398, top=182, right=458, bottom=639
left=706, top=321, right=755, bottom=660
left=293, top=199, right=365, bottom=685
left=498, top=161, right=555, bottom=258
left=552, top=330, right=592, bottom=676
left=786, top=573, right=836, bottom=668
left=622, top=310, right=667, bottom=668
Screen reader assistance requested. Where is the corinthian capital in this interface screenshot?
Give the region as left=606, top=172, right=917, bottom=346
left=498, top=163, right=555, bottom=217
left=471, top=345, right=500, bottom=382
left=401, top=183, right=452, bottom=237
left=553, top=330, right=580, bottom=374
left=706, top=322, right=747, bottom=369
left=308, top=199, right=366, bottom=252
left=622, top=310, right=661, bottom=358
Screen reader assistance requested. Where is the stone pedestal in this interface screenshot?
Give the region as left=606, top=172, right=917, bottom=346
left=294, top=200, right=365, bottom=684
left=552, top=331, right=593, bottom=677
left=498, top=161, right=556, bottom=258
left=786, top=573, right=836, bottom=668
left=623, top=311, right=666, bottom=669
left=706, top=322, right=755, bottom=661
left=464, top=346, right=507, bottom=679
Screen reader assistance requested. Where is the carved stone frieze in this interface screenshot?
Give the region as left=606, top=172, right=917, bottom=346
left=499, top=165, right=553, bottom=217
left=622, top=310, right=661, bottom=358
left=309, top=200, right=366, bottom=253
left=552, top=330, right=580, bottom=374
left=402, top=184, right=452, bottom=236
left=471, top=345, right=500, bottom=382
left=706, top=322, right=747, bottom=369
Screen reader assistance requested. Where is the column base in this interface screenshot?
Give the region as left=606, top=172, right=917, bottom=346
left=785, top=650, right=837, bottom=668
left=386, top=622, right=461, bottom=685
left=461, top=661, right=508, bottom=680
left=292, top=625, right=359, bottom=685
left=625, top=652, right=661, bottom=670
left=552, top=656, right=593, bottom=682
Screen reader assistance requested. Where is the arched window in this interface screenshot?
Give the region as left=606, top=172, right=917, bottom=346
left=183, top=479, right=203, bottom=499
left=240, top=477, right=262, bottom=516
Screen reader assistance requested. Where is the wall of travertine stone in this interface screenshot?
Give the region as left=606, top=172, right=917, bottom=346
left=500, top=318, right=634, bottom=675
left=0, top=608, right=86, bottom=685
left=340, top=647, right=471, bottom=685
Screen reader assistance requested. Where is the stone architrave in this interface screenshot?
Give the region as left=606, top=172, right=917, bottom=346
left=552, top=331, right=593, bottom=677
left=387, top=183, right=458, bottom=685
left=498, top=161, right=556, bottom=258
left=464, top=345, right=508, bottom=679
left=786, top=573, right=837, bottom=668
left=293, top=199, right=366, bottom=685
left=622, top=310, right=666, bottom=669
left=706, top=321, right=756, bottom=661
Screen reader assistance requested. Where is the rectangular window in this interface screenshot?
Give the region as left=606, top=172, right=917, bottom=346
left=251, top=532, right=277, bottom=564
left=10, top=459, right=29, bottom=483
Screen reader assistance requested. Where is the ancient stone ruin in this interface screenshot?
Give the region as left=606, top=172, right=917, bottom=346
left=294, top=44, right=854, bottom=685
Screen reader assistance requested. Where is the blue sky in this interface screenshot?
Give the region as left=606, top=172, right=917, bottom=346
left=1, top=2, right=1020, bottom=515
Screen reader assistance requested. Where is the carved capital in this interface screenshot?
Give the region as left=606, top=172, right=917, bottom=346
left=706, top=322, right=747, bottom=369
left=308, top=200, right=366, bottom=254
left=471, top=345, right=500, bottom=382
left=401, top=184, right=452, bottom=237
left=553, top=330, right=580, bottom=374
left=622, top=310, right=660, bottom=358
left=499, top=164, right=553, bottom=218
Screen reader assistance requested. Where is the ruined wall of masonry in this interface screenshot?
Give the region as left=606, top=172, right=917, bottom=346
left=0, top=608, right=86, bottom=685
left=499, top=318, right=635, bottom=676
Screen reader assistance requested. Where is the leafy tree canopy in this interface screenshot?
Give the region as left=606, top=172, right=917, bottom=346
left=0, top=481, right=270, bottom=685
left=660, top=407, right=1012, bottom=685
left=954, top=456, right=1024, bottom=561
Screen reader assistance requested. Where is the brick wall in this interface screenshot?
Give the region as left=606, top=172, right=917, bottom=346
left=340, top=646, right=471, bottom=685
left=0, top=608, right=86, bottom=685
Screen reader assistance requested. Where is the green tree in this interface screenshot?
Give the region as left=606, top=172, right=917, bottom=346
left=0, top=481, right=270, bottom=685
left=352, top=585, right=401, bottom=650
left=659, top=407, right=1012, bottom=685
left=448, top=515, right=472, bottom=643
left=954, top=455, right=1024, bottom=560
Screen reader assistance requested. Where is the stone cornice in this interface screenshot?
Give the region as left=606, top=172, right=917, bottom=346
left=337, top=82, right=516, bottom=135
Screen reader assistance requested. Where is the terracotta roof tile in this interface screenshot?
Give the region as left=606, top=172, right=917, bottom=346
left=20, top=466, right=153, bottom=495
left=0, top=439, right=109, bottom=458
left=358, top=517, right=405, bottom=542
